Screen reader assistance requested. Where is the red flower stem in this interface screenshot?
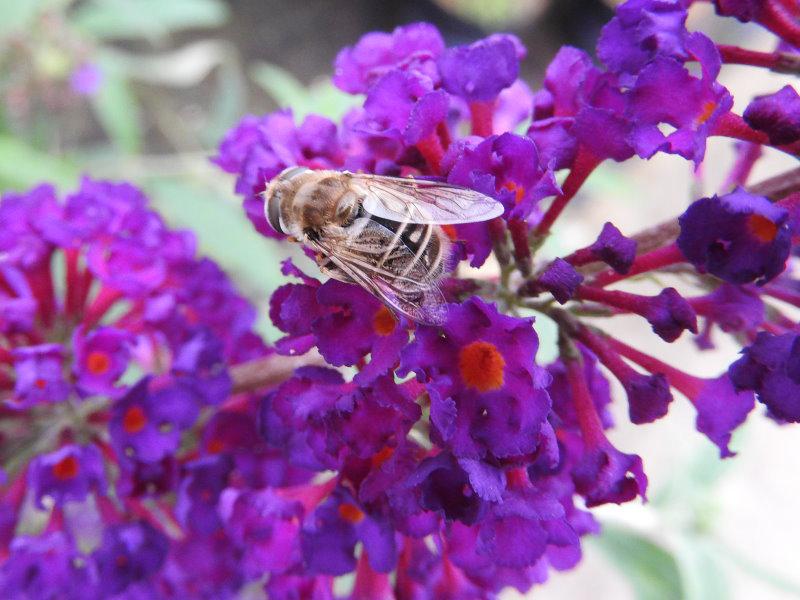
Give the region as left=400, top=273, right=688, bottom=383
left=535, top=148, right=601, bottom=236
left=507, top=218, right=532, bottom=275
left=763, top=285, right=800, bottom=307
left=717, top=44, right=800, bottom=74
left=436, top=121, right=452, bottom=150
left=576, top=285, right=650, bottom=316
left=565, top=355, right=606, bottom=447
left=26, top=258, right=56, bottom=328
left=487, top=217, right=511, bottom=266
left=761, top=1, right=800, bottom=48
left=416, top=133, right=445, bottom=175
left=605, top=337, right=703, bottom=399
left=589, top=243, right=685, bottom=287
left=96, top=495, right=123, bottom=522
left=82, top=286, right=123, bottom=330
left=352, top=550, right=393, bottom=600
left=713, top=112, right=800, bottom=156
left=576, top=327, right=644, bottom=386
left=469, top=100, right=495, bottom=137
left=276, top=477, right=338, bottom=514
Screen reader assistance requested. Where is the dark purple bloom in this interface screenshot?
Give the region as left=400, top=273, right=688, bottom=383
left=219, top=487, right=304, bottom=577
left=170, top=328, right=232, bottom=405
left=547, top=349, right=613, bottom=432
left=333, top=22, right=445, bottom=94
left=0, top=184, right=59, bottom=268
left=712, top=0, right=763, bottom=21
left=28, top=444, right=106, bottom=508
left=93, top=521, right=168, bottom=596
left=689, top=283, right=765, bottom=335
left=569, top=222, right=638, bottom=273
left=400, top=298, right=552, bottom=460
left=743, top=85, right=800, bottom=145
left=571, top=435, right=648, bottom=507
left=301, top=488, right=397, bottom=575
left=109, top=378, right=200, bottom=463
left=689, top=374, right=755, bottom=457
left=677, top=189, right=792, bottom=285
left=642, top=287, right=699, bottom=342
left=626, top=45, right=732, bottom=164
left=11, top=344, right=71, bottom=408
left=72, top=326, right=131, bottom=398
left=536, top=258, right=584, bottom=304
left=406, top=452, right=486, bottom=525
left=597, top=0, right=692, bottom=76
left=0, top=533, right=93, bottom=600
left=437, top=34, right=522, bottom=103
left=176, top=455, right=232, bottom=535
left=730, top=332, right=800, bottom=422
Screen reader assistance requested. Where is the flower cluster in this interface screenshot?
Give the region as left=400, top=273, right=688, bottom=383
left=4, top=0, right=800, bottom=598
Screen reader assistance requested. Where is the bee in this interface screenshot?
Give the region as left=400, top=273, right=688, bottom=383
left=264, top=167, right=504, bottom=325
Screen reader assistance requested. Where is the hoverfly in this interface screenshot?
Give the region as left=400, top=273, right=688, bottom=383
left=264, top=167, right=504, bottom=325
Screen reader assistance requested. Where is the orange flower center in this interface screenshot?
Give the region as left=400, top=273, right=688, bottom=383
left=52, top=455, right=80, bottom=480
left=34, top=378, right=47, bottom=390
left=86, top=351, right=111, bottom=375
left=458, top=340, right=505, bottom=392
left=373, top=306, right=397, bottom=336
left=337, top=503, right=365, bottom=524
left=503, top=181, right=525, bottom=204
left=122, top=405, right=147, bottom=434
left=748, top=213, right=779, bottom=243
left=441, top=224, right=458, bottom=240
left=206, top=438, right=225, bottom=454
left=696, top=101, right=717, bottom=125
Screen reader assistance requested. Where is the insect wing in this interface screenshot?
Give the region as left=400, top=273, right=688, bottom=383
left=310, top=218, right=447, bottom=325
left=349, top=174, right=504, bottom=225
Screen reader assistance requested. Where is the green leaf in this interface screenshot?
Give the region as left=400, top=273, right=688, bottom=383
left=250, top=62, right=360, bottom=121
left=203, top=58, right=246, bottom=147
left=593, top=524, right=684, bottom=600
left=70, top=0, right=228, bottom=41
left=673, top=536, right=729, bottom=600
left=0, top=135, right=79, bottom=190
left=0, top=0, right=47, bottom=39
left=90, top=55, right=142, bottom=153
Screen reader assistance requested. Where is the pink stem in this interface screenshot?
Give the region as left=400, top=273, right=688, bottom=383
left=566, top=356, right=607, bottom=447
left=416, top=133, right=445, bottom=175
left=535, top=148, right=601, bottom=236
left=589, top=243, right=685, bottom=287
left=82, top=286, right=123, bottom=330
left=26, top=258, right=56, bottom=328
left=717, top=44, right=800, bottom=74
left=469, top=100, right=495, bottom=137
left=722, top=142, right=763, bottom=190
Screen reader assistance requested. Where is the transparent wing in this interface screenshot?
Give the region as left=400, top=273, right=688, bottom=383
left=310, top=219, right=447, bottom=325
left=347, top=173, right=504, bottom=225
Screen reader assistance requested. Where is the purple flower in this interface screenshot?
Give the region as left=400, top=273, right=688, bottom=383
left=571, top=434, right=648, bottom=507
left=176, top=455, right=232, bottom=535
left=11, top=344, right=71, bottom=408
left=689, top=374, right=755, bottom=457
left=72, top=326, right=131, bottom=397
left=400, top=298, right=552, bottom=460
left=0, top=533, right=93, bottom=600
left=677, top=189, right=792, bottom=285
left=70, top=63, right=103, bottom=96
left=730, top=332, right=800, bottom=422
left=689, top=284, right=765, bottom=337
left=92, top=521, right=168, bottom=596
left=535, top=259, right=584, bottom=304
left=212, top=111, right=343, bottom=236
left=301, top=488, right=397, bottom=575
left=547, top=348, right=613, bottom=432
left=568, top=222, right=638, bottom=273
left=333, top=22, right=445, bottom=94
left=626, top=45, right=732, bottom=164
left=743, top=85, right=800, bottom=145
left=437, top=34, right=522, bottom=103
left=712, top=0, right=763, bottom=21
left=28, top=444, right=106, bottom=508
left=597, top=0, right=692, bottom=76
left=109, top=378, right=200, bottom=463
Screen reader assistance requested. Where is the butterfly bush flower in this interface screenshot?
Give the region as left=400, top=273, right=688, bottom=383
left=4, top=0, right=800, bottom=597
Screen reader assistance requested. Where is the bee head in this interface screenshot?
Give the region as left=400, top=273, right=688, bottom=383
left=264, top=167, right=310, bottom=234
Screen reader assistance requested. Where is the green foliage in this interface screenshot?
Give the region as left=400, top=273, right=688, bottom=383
left=250, top=62, right=361, bottom=121
left=91, top=53, right=143, bottom=153
left=0, top=135, right=78, bottom=190
left=594, top=525, right=684, bottom=600
left=71, top=0, right=229, bottom=41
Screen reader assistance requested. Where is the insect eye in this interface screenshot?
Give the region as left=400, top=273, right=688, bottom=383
left=266, top=191, right=285, bottom=234
left=278, top=166, right=309, bottom=181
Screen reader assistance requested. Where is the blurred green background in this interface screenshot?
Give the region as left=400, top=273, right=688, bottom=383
left=2, top=1, right=800, bottom=598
